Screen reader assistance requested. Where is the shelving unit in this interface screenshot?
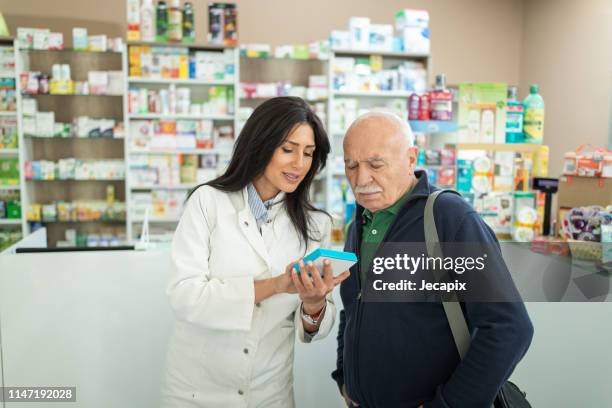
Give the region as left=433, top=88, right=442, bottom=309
left=452, top=143, right=543, bottom=153
left=128, top=113, right=234, bottom=120
left=325, top=48, right=432, bottom=213
left=0, top=185, right=21, bottom=191
left=409, top=120, right=458, bottom=134
left=128, top=77, right=233, bottom=86
left=129, top=148, right=223, bottom=155
left=131, top=183, right=196, bottom=190
left=333, top=90, right=415, bottom=98
left=238, top=54, right=329, bottom=208
left=17, top=46, right=128, bottom=247
left=0, top=37, right=26, bottom=250
left=124, top=41, right=239, bottom=242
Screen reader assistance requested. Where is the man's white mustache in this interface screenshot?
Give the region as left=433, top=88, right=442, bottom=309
left=354, top=185, right=383, bottom=194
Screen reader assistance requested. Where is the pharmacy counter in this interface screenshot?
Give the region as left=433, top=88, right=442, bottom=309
left=0, top=245, right=611, bottom=407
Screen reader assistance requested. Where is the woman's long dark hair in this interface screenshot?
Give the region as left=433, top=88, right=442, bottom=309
left=188, top=96, right=331, bottom=248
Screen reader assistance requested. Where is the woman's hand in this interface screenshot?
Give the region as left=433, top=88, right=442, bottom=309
left=291, top=259, right=350, bottom=313
left=273, top=262, right=299, bottom=295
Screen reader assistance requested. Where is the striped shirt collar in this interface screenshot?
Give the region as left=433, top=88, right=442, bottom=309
left=247, top=183, right=283, bottom=229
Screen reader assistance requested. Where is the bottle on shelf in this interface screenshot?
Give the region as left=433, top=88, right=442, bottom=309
left=156, top=1, right=169, bottom=43
left=505, top=86, right=525, bottom=143
left=408, top=93, right=419, bottom=120
left=140, top=0, right=156, bottom=42
left=429, top=73, right=453, bottom=121
left=418, top=93, right=430, bottom=120
left=127, top=0, right=141, bottom=41
left=182, top=2, right=195, bottom=43
left=523, top=84, right=545, bottom=144
left=168, top=0, right=183, bottom=43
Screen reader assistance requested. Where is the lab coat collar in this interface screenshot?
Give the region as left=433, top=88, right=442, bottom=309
left=235, top=187, right=287, bottom=269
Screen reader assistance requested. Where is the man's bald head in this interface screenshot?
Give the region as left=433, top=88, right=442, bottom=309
left=345, top=111, right=415, bottom=151
left=343, top=111, right=419, bottom=212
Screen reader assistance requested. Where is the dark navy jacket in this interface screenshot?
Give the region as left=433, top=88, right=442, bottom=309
left=331, top=170, right=534, bottom=408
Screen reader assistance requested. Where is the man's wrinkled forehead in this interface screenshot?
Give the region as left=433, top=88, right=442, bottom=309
left=344, top=127, right=401, bottom=156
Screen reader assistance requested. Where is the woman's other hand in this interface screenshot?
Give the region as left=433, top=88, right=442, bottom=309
left=291, top=259, right=350, bottom=313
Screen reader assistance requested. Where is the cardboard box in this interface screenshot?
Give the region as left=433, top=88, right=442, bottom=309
left=557, top=176, right=612, bottom=209
left=556, top=176, right=612, bottom=237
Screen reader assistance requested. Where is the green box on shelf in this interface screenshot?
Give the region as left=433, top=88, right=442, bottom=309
left=6, top=200, right=21, bottom=219
left=291, top=45, right=310, bottom=60
left=0, top=129, right=18, bottom=148
left=0, top=158, right=20, bottom=185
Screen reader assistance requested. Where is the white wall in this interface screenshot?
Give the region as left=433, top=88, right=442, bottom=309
left=520, top=0, right=612, bottom=176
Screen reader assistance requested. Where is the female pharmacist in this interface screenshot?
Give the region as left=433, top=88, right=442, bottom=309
left=162, top=97, right=349, bottom=407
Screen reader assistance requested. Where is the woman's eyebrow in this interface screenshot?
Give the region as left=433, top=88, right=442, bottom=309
left=285, top=140, right=316, bottom=148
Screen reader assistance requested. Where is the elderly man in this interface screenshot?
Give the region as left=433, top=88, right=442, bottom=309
left=331, top=112, right=533, bottom=408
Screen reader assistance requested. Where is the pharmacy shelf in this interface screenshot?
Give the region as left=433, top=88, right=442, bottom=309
left=331, top=48, right=429, bottom=59
left=27, top=178, right=125, bottom=182
left=417, top=164, right=445, bottom=169
left=131, top=216, right=181, bottom=223
left=23, top=93, right=123, bottom=97
left=451, top=143, right=543, bottom=153
left=129, top=148, right=222, bottom=155
left=0, top=219, right=22, bottom=225
left=324, top=47, right=432, bottom=213
left=240, top=95, right=329, bottom=103
left=123, top=41, right=240, bottom=244
left=128, top=77, right=234, bottom=86
left=20, top=48, right=122, bottom=54
left=24, top=134, right=125, bottom=140
left=332, top=90, right=414, bottom=98
left=1, top=39, right=26, bottom=239
left=17, top=43, right=129, bottom=246
left=130, top=184, right=197, bottom=190
left=127, top=113, right=234, bottom=120
left=409, top=120, right=458, bottom=133
left=241, top=55, right=328, bottom=61
left=127, top=41, right=235, bottom=51
left=33, top=219, right=127, bottom=224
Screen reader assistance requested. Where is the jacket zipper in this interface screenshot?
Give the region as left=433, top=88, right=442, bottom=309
left=351, top=192, right=428, bottom=406
left=351, top=214, right=396, bottom=406
left=351, top=233, right=363, bottom=404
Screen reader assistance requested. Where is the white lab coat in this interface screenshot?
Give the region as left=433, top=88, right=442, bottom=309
left=161, top=185, right=336, bottom=408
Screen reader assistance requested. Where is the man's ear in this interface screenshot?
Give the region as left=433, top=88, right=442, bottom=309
left=407, top=146, right=419, bottom=171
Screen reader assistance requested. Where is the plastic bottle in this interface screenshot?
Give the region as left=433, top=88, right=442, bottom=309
left=430, top=73, right=453, bottom=121
left=505, top=86, right=525, bottom=143
left=156, top=1, right=168, bottom=43
left=408, top=93, right=420, bottom=120
left=140, top=0, right=155, bottom=42
left=168, top=0, right=183, bottom=43
left=523, top=84, right=544, bottom=144
left=127, top=0, right=141, bottom=41
left=418, top=93, right=430, bottom=120
left=183, top=2, right=195, bottom=43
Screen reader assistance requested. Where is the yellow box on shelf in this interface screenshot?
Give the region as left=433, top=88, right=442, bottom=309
left=49, top=79, right=74, bottom=95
